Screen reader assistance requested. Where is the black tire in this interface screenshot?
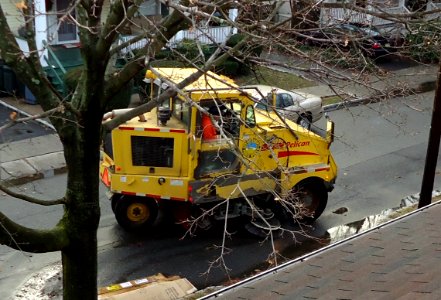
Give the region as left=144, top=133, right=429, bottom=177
left=286, top=180, right=328, bottom=224
left=115, top=196, right=158, bottom=232
left=111, top=194, right=123, bottom=213
left=298, top=114, right=312, bottom=130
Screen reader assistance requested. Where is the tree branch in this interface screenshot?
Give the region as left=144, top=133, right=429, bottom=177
left=0, top=182, right=66, bottom=206
left=0, top=211, right=68, bottom=252
left=102, top=3, right=192, bottom=103
left=0, top=106, right=61, bottom=133
left=102, top=31, right=247, bottom=131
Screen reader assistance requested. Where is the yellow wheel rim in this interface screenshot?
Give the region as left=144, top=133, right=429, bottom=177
left=127, top=203, right=150, bottom=223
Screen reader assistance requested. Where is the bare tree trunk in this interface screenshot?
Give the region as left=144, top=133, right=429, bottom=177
left=418, top=61, right=441, bottom=208
left=60, top=118, right=102, bottom=299
left=62, top=233, right=98, bottom=299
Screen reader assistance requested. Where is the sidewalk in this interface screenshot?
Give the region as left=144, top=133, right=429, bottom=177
left=0, top=98, right=64, bottom=185
left=264, top=52, right=438, bottom=109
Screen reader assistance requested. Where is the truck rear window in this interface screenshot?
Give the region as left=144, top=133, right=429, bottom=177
left=103, top=133, right=113, bottom=159
left=131, top=136, right=174, bottom=168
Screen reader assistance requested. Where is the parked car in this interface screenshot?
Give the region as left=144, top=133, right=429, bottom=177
left=305, top=23, right=395, bottom=57
left=242, top=84, right=323, bottom=128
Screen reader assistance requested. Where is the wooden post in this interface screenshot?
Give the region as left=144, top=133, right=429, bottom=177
left=418, top=62, right=441, bottom=208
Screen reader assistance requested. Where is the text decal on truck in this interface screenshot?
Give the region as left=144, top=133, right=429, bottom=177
left=261, top=140, right=310, bottom=151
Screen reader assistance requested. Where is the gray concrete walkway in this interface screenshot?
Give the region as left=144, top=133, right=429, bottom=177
left=202, top=199, right=441, bottom=299
left=264, top=52, right=438, bottom=103
left=0, top=98, right=64, bottom=185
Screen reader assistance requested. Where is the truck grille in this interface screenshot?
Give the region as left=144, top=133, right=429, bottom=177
left=131, top=136, right=174, bottom=167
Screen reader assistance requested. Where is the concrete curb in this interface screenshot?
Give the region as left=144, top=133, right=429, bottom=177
left=0, top=151, right=66, bottom=186
left=323, top=80, right=437, bottom=112
left=0, top=101, right=61, bottom=186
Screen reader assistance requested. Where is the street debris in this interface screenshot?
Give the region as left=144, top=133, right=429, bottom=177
left=99, top=273, right=197, bottom=300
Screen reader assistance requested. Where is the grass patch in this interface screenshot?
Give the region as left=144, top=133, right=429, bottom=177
left=322, top=95, right=348, bottom=105
left=151, top=60, right=187, bottom=68
left=234, top=66, right=315, bottom=90
left=151, top=61, right=315, bottom=90
left=386, top=194, right=441, bottom=221
left=387, top=204, right=418, bottom=220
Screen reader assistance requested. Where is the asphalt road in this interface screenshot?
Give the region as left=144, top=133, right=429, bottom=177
left=0, top=90, right=440, bottom=298
left=0, top=104, right=52, bottom=144
left=375, top=54, right=420, bottom=71
left=319, top=90, right=439, bottom=229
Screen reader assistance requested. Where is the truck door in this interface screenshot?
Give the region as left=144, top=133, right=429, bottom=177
left=193, top=100, right=242, bottom=179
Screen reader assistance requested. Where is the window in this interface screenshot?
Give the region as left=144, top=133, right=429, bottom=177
left=103, top=133, right=113, bottom=159
left=194, top=149, right=239, bottom=178
left=256, top=97, right=270, bottom=110
left=138, top=0, right=159, bottom=16
left=172, top=97, right=191, bottom=130
left=276, top=93, right=294, bottom=108
left=56, top=0, right=77, bottom=42
left=245, top=105, right=256, bottom=128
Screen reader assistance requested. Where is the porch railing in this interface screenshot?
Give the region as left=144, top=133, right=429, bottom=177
left=42, top=40, right=68, bottom=96
left=168, top=26, right=237, bottom=47
left=115, top=25, right=237, bottom=57
left=320, top=0, right=411, bottom=27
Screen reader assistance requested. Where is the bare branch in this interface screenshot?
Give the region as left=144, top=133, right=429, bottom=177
left=0, top=211, right=68, bottom=252
left=0, top=106, right=62, bottom=133
left=0, top=182, right=66, bottom=206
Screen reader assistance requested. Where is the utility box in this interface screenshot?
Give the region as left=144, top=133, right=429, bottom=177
left=0, top=60, right=5, bottom=97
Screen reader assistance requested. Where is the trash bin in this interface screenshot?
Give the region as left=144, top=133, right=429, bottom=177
left=16, top=78, right=25, bottom=98
left=3, top=64, right=17, bottom=95
left=24, top=85, right=37, bottom=104
left=0, top=60, right=5, bottom=97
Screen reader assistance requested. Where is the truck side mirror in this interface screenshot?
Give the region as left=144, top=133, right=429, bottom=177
left=326, top=119, right=335, bottom=144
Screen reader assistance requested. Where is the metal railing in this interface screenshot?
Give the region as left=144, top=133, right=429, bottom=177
left=42, top=40, right=67, bottom=96
left=168, top=26, right=237, bottom=47
left=320, top=0, right=410, bottom=26
left=115, top=25, right=237, bottom=57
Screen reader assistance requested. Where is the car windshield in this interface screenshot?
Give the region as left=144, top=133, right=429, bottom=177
left=255, top=96, right=270, bottom=110
left=357, top=27, right=380, bottom=37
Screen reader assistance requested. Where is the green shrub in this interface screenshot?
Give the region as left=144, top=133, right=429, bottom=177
left=404, top=21, right=441, bottom=63
left=173, top=39, right=211, bottom=63
left=155, top=48, right=173, bottom=60
left=226, top=33, right=245, bottom=48
left=216, top=60, right=239, bottom=76
left=214, top=33, right=263, bottom=77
